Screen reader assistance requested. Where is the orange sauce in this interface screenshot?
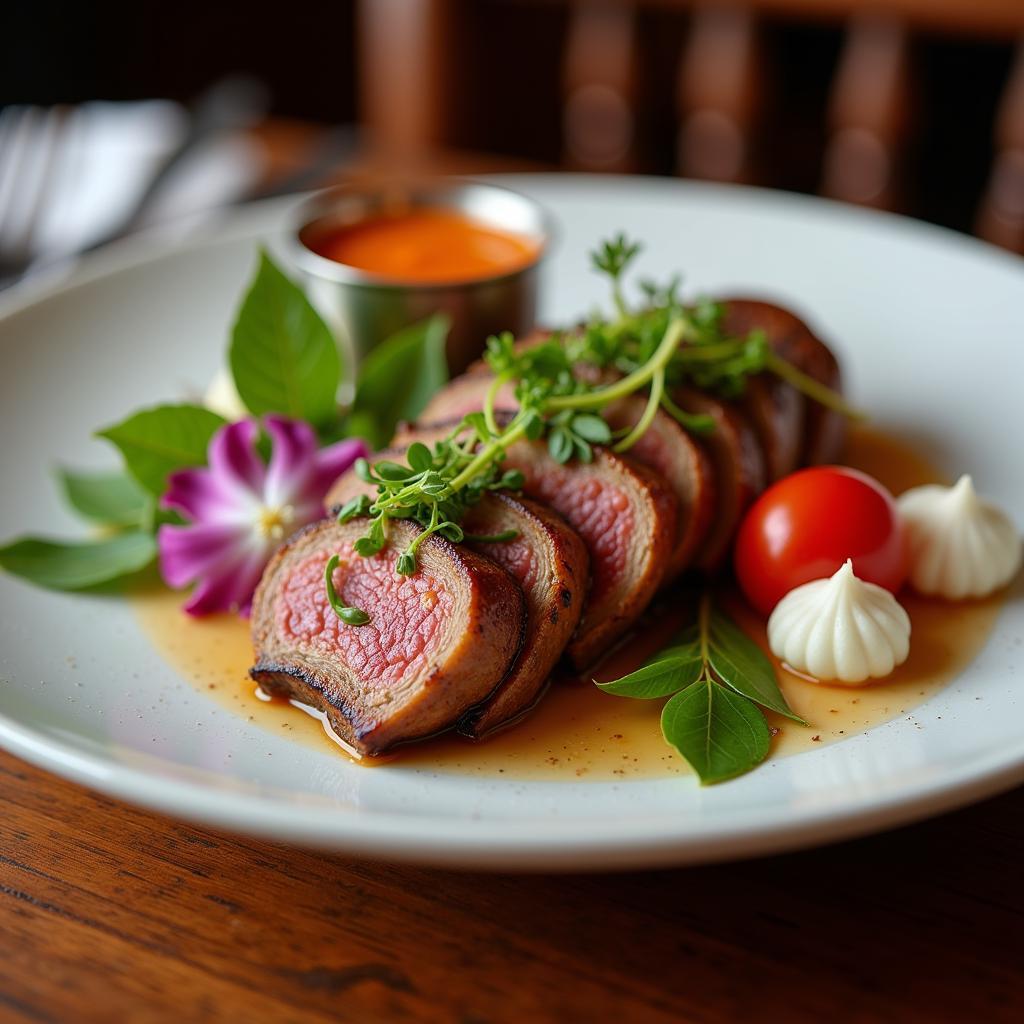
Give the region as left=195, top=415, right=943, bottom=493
left=304, top=209, right=541, bottom=283
left=132, top=428, right=1007, bottom=780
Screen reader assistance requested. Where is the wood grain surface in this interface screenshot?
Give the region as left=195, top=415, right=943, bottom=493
left=1, top=750, right=1021, bottom=1023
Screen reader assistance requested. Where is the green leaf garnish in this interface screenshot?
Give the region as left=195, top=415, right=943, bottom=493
left=96, top=404, right=226, bottom=496
left=350, top=314, right=450, bottom=449
left=661, top=679, right=772, bottom=785
left=596, top=625, right=703, bottom=698
left=0, top=532, right=157, bottom=591
left=229, top=249, right=342, bottom=427
left=596, top=638, right=703, bottom=698
left=596, top=594, right=805, bottom=784
left=57, top=468, right=151, bottom=527
left=707, top=607, right=806, bottom=723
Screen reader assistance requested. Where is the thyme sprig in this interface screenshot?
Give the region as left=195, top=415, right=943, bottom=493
left=329, top=234, right=864, bottom=613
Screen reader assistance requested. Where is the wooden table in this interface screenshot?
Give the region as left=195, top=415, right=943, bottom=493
left=2, top=748, right=1021, bottom=1023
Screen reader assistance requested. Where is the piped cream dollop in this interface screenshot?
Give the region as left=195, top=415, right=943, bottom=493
left=767, top=560, right=911, bottom=684
left=897, top=475, right=1021, bottom=600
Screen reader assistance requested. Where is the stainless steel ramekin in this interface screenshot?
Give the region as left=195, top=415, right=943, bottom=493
left=285, top=179, right=554, bottom=374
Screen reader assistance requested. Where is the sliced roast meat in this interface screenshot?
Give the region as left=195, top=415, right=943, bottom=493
left=674, top=387, right=766, bottom=571
left=250, top=517, right=525, bottom=756
left=720, top=298, right=845, bottom=466
left=457, top=493, right=588, bottom=737
left=417, top=374, right=713, bottom=580
left=388, top=421, right=677, bottom=667
left=500, top=439, right=677, bottom=669
left=601, top=393, right=716, bottom=580
left=734, top=373, right=804, bottom=484
left=326, top=465, right=590, bottom=738
left=418, top=371, right=518, bottom=425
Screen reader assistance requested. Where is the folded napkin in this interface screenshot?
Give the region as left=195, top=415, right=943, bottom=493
left=9, top=98, right=265, bottom=269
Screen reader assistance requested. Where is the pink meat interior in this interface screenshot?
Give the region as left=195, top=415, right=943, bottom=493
left=470, top=529, right=538, bottom=594
left=435, top=378, right=516, bottom=421
left=515, top=462, right=632, bottom=604
left=277, top=546, right=453, bottom=686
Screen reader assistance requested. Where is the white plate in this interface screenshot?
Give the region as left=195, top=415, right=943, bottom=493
left=1, top=175, right=1023, bottom=870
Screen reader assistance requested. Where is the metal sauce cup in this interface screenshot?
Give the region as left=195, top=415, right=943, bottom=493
left=286, top=179, right=553, bottom=374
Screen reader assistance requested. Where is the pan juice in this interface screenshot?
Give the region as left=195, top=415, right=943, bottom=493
left=134, top=429, right=1006, bottom=780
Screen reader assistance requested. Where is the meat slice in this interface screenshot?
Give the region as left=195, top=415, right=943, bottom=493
left=720, top=298, right=845, bottom=466
left=734, top=373, right=804, bottom=484
left=417, top=373, right=713, bottom=580
left=601, top=393, right=715, bottom=579
left=418, top=371, right=517, bottom=424
left=674, top=388, right=766, bottom=571
left=250, top=518, right=525, bottom=756
left=326, top=466, right=589, bottom=738
left=384, top=422, right=677, bottom=668
left=457, top=493, right=588, bottom=736
left=500, top=440, right=677, bottom=669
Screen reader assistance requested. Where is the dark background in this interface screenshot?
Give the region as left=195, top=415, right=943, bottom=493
left=0, top=0, right=1019, bottom=236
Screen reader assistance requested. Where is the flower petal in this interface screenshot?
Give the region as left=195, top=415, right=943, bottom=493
left=308, top=438, right=370, bottom=510
left=182, top=546, right=270, bottom=617
left=263, top=415, right=319, bottom=507
left=208, top=418, right=265, bottom=496
left=157, top=522, right=251, bottom=588
left=161, top=466, right=250, bottom=524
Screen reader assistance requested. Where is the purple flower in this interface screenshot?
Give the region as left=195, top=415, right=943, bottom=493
left=157, top=416, right=366, bottom=616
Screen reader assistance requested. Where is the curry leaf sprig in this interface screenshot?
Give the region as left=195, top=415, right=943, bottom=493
left=597, top=594, right=806, bottom=784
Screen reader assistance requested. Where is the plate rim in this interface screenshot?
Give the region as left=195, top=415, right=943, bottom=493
left=2, top=704, right=1021, bottom=870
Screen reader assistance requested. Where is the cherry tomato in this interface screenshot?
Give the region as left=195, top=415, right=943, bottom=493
left=734, top=466, right=907, bottom=616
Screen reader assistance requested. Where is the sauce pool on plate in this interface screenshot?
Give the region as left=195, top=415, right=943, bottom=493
left=132, top=428, right=1008, bottom=781
left=303, top=209, right=541, bottom=284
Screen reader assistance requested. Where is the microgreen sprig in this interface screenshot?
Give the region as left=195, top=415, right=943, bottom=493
left=328, top=233, right=864, bottom=606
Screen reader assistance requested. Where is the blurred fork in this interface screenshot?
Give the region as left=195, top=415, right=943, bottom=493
left=0, top=104, right=67, bottom=282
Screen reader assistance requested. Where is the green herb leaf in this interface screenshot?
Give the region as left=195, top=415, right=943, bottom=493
left=351, top=314, right=450, bottom=449
left=707, top=607, right=806, bottom=723
left=547, top=427, right=573, bottom=463
left=597, top=641, right=702, bottom=698
left=0, top=532, right=157, bottom=591
left=96, top=404, right=226, bottom=496
left=335, top=494, right=372, bottom=522
left=406, top=442, right=433, bottom=473
left=57, top=468, right=151, bottom=527
left=571, top=413, right=612, bottom=444
left=229, top=249, right=342, bottom=426
left=661, top=679, right=772, bottom=785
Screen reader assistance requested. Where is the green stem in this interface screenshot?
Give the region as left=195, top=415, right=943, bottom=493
left=612, top=283, right=628, bottom=320
left=673, top=338, right=747, bottom=363
left=765, top=352, right=868, bottom=421
left=698, top=591, right=711, bottom=667
left=483, top=372, right=510, bottom=436
left=448, top=416, right=530, bottom=493
left=614, top=366, right=665, bottom=452
left=545, top=317, right=686, bottom=412
left=660, top=393, right=716, bottom=435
